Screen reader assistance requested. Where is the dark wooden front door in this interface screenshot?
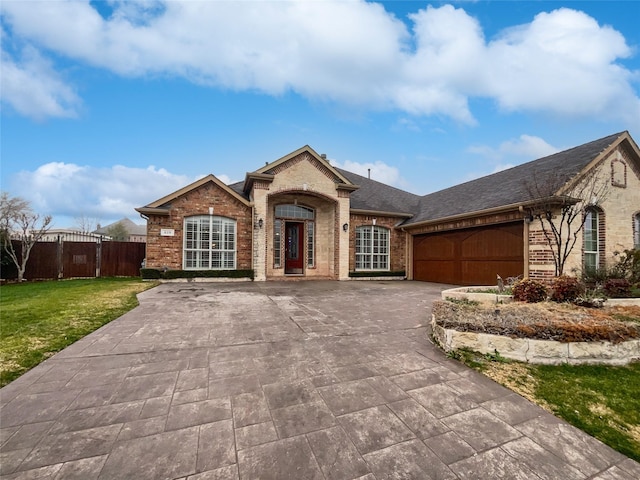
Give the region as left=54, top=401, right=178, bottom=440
left=285, top=222, right=304, bottom=274
left=413, top=222, right=524, bottom=285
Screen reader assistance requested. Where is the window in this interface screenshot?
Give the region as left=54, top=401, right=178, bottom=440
left=634, top=213, right=640, bottom=249
left=307, top=222, right=315, bottom=267
left=274, top=219, right=282, bottom=268
left=583, top=209, right=599, bottom=272
left=275, top=204, right=314, bottom=219
left=184, top=215, right=236, bottom=270
left=355, top=226, right=390, bottom=270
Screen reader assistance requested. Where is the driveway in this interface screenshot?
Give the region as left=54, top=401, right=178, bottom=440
left=1, top=281, right=638, bottom=479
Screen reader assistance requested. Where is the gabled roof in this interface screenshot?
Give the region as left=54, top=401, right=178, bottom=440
left=137, top=132, right=637, bottom=226
left=136, top=174, right=251, bottom=216
left=403, top=131, right=628, bottom=227
left=243, top=145, right=356, bottom=194
left=94, top=218, right=146, bottom=236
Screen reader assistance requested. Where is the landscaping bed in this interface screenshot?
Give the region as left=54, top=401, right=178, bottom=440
left=433, top=300, right=640, bottom=344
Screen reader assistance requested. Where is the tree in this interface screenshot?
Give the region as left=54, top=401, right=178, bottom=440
left=106, top=222, right=129, bottom=241
left=0, top=192, right=53, bottom=282
left=73, top=214, right=100, bottom=233
left=525, top=166, right=609, bottom=277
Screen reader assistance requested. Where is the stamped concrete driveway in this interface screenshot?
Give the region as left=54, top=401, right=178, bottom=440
left=1, top=281, right=639, bottom=480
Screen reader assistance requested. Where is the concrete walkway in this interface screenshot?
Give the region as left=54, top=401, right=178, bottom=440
left=1, top=281, right=638, bottom=479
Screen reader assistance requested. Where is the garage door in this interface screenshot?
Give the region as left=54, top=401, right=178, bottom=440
left=413, top=222, right=524, bottom=285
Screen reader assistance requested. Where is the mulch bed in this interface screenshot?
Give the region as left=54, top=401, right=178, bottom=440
left=433, top=301, right=640, bottom=344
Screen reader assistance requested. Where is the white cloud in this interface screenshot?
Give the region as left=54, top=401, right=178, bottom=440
left=331, top=159, right=403, bottom=187
left=0, top=41, right=81, bottom=120
left=465, top=134, right=560, bottom=180
left=468, top=134, right=560, bottom=162
left=10, top=162, right=231, bottom=222
left=1, top=2, right=638, bottom=124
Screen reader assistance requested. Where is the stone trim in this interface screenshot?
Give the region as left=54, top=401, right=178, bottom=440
left=432, top=318, right=640, bottom=366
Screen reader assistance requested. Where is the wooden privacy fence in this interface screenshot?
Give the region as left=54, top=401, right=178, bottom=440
left=1, top=237, right=146, bottom=280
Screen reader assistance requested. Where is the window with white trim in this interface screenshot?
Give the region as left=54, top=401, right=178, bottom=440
left=184, top=215, right=236, bottom=270
left=634, top=213, right=640, bottom=249
left=583, top=209, right=599, bottom=272
left=355, top=225, right=390, bottom=270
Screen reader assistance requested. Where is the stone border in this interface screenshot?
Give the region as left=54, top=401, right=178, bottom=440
left=606, top=298, right=640, bottom=306
left=431, top=316, right=640, bottom=365
left=441, top=286, right=513, bottom=304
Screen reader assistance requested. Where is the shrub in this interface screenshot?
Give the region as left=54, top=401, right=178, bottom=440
left=550, top=276, right=584, bottom=303
left=140, top=268, right=162, bottom=279
left=603, top=279, right=632, bottom=298
left=139, top=268, right=254, bottom=280
left=610, top=249, right=640, bottom=285
left=512, top=279, right=549, bottom=303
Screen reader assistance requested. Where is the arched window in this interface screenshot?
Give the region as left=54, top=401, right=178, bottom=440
left=184, top=215, right=236, bottom=270
left=355, top=225, right=390, bottom=270
left=583, top=209, right=599, bottom=272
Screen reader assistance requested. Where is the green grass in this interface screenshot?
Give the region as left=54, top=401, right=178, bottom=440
left=453, top=350, right=640, bottom=462
left=0, top=278, right=157, bottom=386
left=532, top=363, right=640, bottom=462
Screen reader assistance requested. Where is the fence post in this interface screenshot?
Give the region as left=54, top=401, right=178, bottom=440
left=57, top=235, right=64, bottom=279
left=96, top=237, right=102, bottom=278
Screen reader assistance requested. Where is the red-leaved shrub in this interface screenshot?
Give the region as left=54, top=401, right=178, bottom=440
left=550, top=276, right=584, bottom=303
left=603, top=279, right=632, bottom=298
left=512, top=279, right=549, bottom=303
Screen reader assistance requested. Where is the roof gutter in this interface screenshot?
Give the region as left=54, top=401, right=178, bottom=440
left=402, top=196, right=579, bottom=230
left=349, top=208, right=413, bottom=218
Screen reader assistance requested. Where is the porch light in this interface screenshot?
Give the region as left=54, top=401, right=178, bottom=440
left=342, top=223, right=349, bottom=232
left=256, top=218, right=264, bottom=229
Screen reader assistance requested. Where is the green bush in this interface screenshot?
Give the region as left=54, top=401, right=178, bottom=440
left=512, top=279, right=548, bottom=303
left=140, top=268, right=254, bottom=280
left=603, top=279, right=632, bottom=298
left=550, top=276, right=584, bottom=303
left=610, top=249, right=640, bottom=285
left=349, top=271, right=406, bottom=278
left=140, top=268, right=162, bottom=279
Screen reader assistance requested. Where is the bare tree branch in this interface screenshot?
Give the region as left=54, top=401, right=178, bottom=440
left=524, top=165, right=610, bottom=276
left=1, top=192, right=53, bottom=281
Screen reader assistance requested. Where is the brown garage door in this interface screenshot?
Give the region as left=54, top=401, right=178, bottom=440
left=413, top=222, right=524, bottom=285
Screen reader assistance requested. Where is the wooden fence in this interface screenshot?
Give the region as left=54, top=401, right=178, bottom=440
left=1, top=237, right=146, bottom=280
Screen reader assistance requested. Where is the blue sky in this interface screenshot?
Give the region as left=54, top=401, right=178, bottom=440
left=1, top=0, right=639, bottom=229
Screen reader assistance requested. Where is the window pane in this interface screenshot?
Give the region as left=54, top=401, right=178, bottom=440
left=183, top=215, right=236, bottom=270
left=275, top=204, right=314, bottom=219
left=355, top=225, right=389, bottom=271
left=274, top=219, right=282, bottom=268
left=307, top=222, right=314, bottom=267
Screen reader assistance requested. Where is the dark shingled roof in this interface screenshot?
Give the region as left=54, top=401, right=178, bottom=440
left=228, top=181, right=249, bottom=200
left=404, top=131, right=624, bottom=226
left=218, top=132, right=624, bottom=224
left=335, top=168, right=421, bottom=215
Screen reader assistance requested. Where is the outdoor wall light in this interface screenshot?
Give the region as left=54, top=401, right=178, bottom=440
left=257, top=218, right=264, bottom=229
left=342, top=223, right=349, bottom=232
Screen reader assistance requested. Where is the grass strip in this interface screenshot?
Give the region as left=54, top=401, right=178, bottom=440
left=453, top=349, right=640, bottom=462
left=0, top=278, right=157, bottom=387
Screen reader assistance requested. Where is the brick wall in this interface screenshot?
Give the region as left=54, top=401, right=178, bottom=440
left=145, top=182, right=252, bottom=270
left=529, top=145, right=640, bottom=279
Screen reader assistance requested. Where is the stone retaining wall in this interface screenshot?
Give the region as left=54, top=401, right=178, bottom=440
left=432, top=316, right=640, bottom=365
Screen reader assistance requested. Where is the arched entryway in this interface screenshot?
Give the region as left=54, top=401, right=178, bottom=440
left=266, top=191, right=338, bottom=279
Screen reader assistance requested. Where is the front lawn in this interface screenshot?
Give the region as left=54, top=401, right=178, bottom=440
left=455, top=350, right=640, bottom=462
left=0, top=278, right=157, bottom=387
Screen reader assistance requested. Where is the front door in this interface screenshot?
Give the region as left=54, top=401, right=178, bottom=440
left=285, top=222, right=304, bottom=274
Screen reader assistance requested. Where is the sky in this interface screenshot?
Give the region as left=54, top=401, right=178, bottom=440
left=1, top=0, right=639, bottom=229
